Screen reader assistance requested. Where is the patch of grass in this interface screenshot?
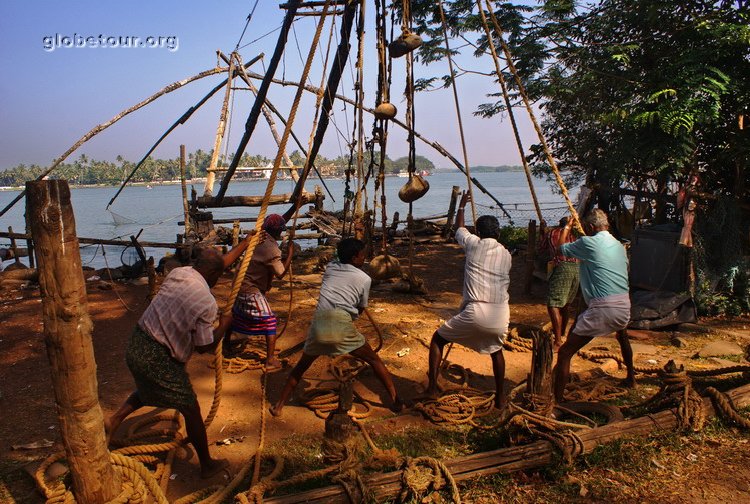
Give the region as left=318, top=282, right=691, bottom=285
left=580, top=432, right=679, bottom=472
left=374, top=425, right=472, bottom=459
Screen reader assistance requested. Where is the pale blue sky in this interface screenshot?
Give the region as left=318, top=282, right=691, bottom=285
left=0, top=1, right=539, bottom=171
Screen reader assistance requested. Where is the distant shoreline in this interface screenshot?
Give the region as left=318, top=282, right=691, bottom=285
left=0, top=167, right=525, bottom=192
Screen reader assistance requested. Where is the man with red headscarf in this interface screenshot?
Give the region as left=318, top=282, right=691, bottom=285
left=225, top=206, right=295, bottom=370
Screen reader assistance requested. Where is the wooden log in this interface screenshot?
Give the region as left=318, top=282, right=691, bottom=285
left=524, top=219, right=537, bottom=294
left=527, top=331, right=554, bottom=414
left=180, top=145, right=191, bottom=235
left=443, top=186, right=460, bottom=238
left=8, top=226, right=22, bottom=266
left=265, top=383, right=750, bottom=504
left=196, top=191, right=318, bottom=209
left=26, top=180, right=120, bottom=503
left=0, top=268, right=38, bottom=281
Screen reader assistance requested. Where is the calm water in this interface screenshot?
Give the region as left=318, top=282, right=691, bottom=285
left=0, top=171, right=575, bottom=268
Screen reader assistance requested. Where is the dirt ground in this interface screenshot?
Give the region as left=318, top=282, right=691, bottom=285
left=1, top=241, right=749, bottom=503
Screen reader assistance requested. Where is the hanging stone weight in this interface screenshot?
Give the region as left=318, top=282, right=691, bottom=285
left=388, top=30, right=423, bottom=58
left=368, top=254, right=402, bottom=281
left=398, top=173, right=430, bottom=203
left=374, top=102, right=397, bottom=120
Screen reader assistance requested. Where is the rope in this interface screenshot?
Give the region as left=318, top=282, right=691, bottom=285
left=437, top=0, right=477, bottom=226
left=477, top=0, right=584, bottom=234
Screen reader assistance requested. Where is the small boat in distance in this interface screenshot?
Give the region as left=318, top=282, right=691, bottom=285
left=420, top=170, right=430, bottom=176
left=145, top=184, right=153, bottom=190
left=397, top=171, right=409, bottom=178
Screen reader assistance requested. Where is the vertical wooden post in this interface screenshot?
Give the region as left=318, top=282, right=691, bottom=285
left=232, top=220, right=241, bottom=247
left=443, top=185, right=460, bottom=238
left=26, top=180, right=119, bottom=503
left=25, top=212, right=35, bottom=269
left=180, top=145, right=191, bottom=237
left=7, top=226, right=22, bottom=266
left=524, top=219, right=536, bottom=294
left=146, top=256, right=157, bottom=304
left=527, top=330, right=554, bottom=415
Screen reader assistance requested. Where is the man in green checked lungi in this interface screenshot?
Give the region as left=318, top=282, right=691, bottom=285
left=106, top=245, right=251, bottom=479
left=540, top=217, right=580, bottom=349
left=269, top=238, right=406, bottom=417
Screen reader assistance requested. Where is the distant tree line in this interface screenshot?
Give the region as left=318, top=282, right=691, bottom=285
left=0, top=150, right=436, bottom=187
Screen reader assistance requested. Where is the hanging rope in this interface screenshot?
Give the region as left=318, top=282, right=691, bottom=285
left=472, top=1, right=543, bottom=224
left=478, top=0, right=584, bottom=234
left=437, top=0, right=478, bottom=226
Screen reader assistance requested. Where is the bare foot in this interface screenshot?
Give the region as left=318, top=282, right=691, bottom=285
left=265, top=358, right=283, bottom=372
left=622, top=376, right=637, bottom=389
left=423, top=385, right=442, bottom=401
left=269, top=403, right=283, bottom=417
left=200, top=458, right=229, bottom=479
left=553, top=339, right=563, bottom=352
left=389, top=397, right=408, bottom=413
left=494, top=397, right=507, bottom=411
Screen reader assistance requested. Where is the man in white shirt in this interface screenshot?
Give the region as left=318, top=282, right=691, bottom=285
left=425, top=192, right=512, bottom=410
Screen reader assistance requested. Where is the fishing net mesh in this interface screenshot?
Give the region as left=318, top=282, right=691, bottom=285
left=692, top=196, right=750, bottom=315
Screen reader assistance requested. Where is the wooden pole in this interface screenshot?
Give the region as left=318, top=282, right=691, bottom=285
left=204, top=53, right=236, bottom=197
left=266, top=383, right=750, bottom=503
left=524, top=220, right=537, bottom=294
left=24, top=212, right=35, bottom=269
left=443, top=186, right=460, bottom=238
left=26, top=180, right=119, bottom=503
left=527, top=330, right=554, bottom=415
left=7, top=226, right=21, bottom=266
left=180, top=145, right=191, bottom=236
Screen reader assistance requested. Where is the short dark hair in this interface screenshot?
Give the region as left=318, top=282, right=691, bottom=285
left=193, top=247, right=223, bottom=276
left=337, top=238, right=365, bottom=264
left=476, top=215, right=500, bottom=239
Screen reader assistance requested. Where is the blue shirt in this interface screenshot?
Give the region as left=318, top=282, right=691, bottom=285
left=560, top=230, right=629, bottom=303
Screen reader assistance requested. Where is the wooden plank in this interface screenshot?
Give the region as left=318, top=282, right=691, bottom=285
left=196, top=191, right=318, bottom=209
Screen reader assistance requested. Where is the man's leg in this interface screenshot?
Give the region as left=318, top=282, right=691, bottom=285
left=553, top=333, right=592, bottom=403
left=616, top=329, right=637, bottom=387
left=105, top=391, right=143, bottom=443
left=547, top=305, right=564, bottom=349
left=350, top=343, right=404, bottom=412
left=178, top=401, right=228, bottom=478
left=426, top=331, right=449, bottom=398
left=270, top=353, right=319, bottom=417
left=265, top=332, right=282, bottom=370
left=490, top=350, right=506, bottom=410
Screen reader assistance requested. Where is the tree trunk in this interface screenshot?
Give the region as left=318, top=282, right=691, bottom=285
left=26, top=180, right=119, bottom=503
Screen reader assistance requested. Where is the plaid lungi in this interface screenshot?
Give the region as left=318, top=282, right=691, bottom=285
left=547, top=261, right=580, bottom=308
left=303, top=308, right=366, bottom=356
left=126, top=325, right=197, bottom=409
left=231, top=292, right=278, bottom=337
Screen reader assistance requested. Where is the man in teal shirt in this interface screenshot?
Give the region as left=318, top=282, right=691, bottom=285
left=553, top=209, right=635, bottom=403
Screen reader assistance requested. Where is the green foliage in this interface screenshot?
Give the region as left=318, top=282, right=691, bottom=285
left=497, top=225, right=528, bottom=248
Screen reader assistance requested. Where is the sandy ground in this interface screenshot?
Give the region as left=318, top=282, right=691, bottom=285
left=1, top=241, right=749, bottom=502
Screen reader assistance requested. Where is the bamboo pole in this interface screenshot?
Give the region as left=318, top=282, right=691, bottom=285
left=0, top=64, right=234, bottom=218
left=204, top=53, right=237, bottom=197
left=26, top=179, right=120, bottom=503
left=0, top=231, right=187, bottom=249
left=196, top=190, right=319, bottom=209
left=215, top=0, right=303, bottom=202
